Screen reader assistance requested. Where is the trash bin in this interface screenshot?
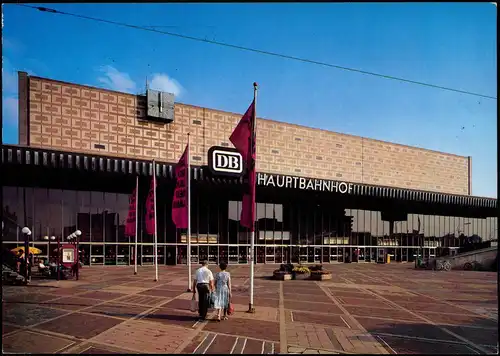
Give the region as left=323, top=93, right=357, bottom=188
left=386, top=254, right=391, bottom=264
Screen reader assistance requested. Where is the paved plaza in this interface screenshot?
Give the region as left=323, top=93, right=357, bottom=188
left=2, top=263, right=498, bottom=354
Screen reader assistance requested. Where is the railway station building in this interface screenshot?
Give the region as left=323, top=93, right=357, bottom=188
left=1, top=72, right=497, bottom=266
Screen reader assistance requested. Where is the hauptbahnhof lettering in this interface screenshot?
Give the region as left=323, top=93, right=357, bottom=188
left=257, top=173, right=354, bottom=194
left=1, top=73, right=497, bottom=266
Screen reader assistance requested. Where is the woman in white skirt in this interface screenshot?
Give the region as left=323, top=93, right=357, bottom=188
left=214, top=261, right=231, bottom=321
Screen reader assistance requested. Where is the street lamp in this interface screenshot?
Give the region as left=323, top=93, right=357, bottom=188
left=21, top=227, right=31, bottom=282
left=74, top=230, right=81, bottom=281
left=43, top=235, right=56, bottom=262
left=46, top=235, right=61, bottom=280
left=67, top=230, right=81, bottom=280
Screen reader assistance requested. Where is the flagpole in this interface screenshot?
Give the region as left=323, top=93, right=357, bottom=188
left=134, top=175, right=138, bottom=275
left=153, top=160, right=159, bottom=282
left=186, top=133, right=192, bottom=292
left=248, top=82, right=258, bottom=314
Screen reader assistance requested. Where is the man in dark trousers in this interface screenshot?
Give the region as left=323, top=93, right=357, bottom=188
left=192, top=260, right=214, bottom=321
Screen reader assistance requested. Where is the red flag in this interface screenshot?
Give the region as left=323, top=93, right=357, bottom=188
left=230, top=100, right=256, bottom=231
left=145, top=175, right=156, bottom=235
left=124, top=186, right=137, bottom=236
left=172, top=144, right=189, bottom=228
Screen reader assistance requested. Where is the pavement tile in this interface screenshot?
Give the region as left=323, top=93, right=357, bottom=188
left=41, top=297, right=102, bottom=311
left=418, top=311, right=498, bottom=328
left=2, top=324, right=22, bottom=335
left=337, top=296, right=390, bottom=308
left=138, top=289, right=184, bottom=298
left=242, top=338, right=266, bottom=354
left=444, top=325, right=498, bottom=346
left=3, top=292, right=60, bottom=304
left=290, top=311, right=350, bottom=328
left=162, top=298, right=192, bottom=311
left=284, top=292, right=333, bottom=304
left=115, top=294, right=166, bottom=306
left=124, top=281, right=164, bottom=288
left=152, top=284, right=187, bottom=292
left=285, top=300, right=343, bottom=315
left=283, top=287, right=325, bottom=297
left=3, top=264, right=499, bottom=354
left=100, top=285, right=147, bottom=294
left=140, top=307, right=198, bottom=328
left=180, top=331, right=209, bottom=353
left=204, top=318, right=280, bottom=341
left=327, top=290, right=372, bottom=299
left=377, top=335, right=478, bottom=354
left=2, top=330, right=75, bottom=354
left=344, top=305, right=422, bottom=321
left=230, top=304, right=279, bottom=322
left=2, top=303, right=68, bottom=327
left=392, top=301, right=475, bottom=314
left=231, top=295, right=279, bottom=308
left=45, top=288, right=85, bottom=297
left=36, top=312, right=124, bottom=339
left=80, top=346, right=123, bottom=354
left=204, top=334, right=237, bottom=354
left=355, top=317, right=458, bottom=341
left=78, top=291, right=125, bottom=301
left=84, top=302, right=150, bottom=319
left=92, top=320, right=195, bottom=353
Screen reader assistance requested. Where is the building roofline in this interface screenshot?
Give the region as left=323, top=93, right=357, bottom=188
left=2, top=144, right=496, bottom=209
left=25, top=72, right=469, bottom=160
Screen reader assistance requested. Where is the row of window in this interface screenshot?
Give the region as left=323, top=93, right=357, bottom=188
left=3, top=242, right=440, bottom=265
left=2, top=187, right=497, bottom=246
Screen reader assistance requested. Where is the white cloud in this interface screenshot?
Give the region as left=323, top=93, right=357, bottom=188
left=97, top=65, right=137, bottom=93
left=149, top=73, right=184, bottom=98
left=2, top=97, right=18, bottom=124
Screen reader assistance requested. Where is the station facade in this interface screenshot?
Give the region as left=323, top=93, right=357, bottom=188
left=1, top=72, right=497, bottom=266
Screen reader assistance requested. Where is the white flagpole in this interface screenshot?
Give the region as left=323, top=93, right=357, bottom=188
left=134, top=175, right=138, bottom=275
left=153, top=160, right=159, bottom=282
left=248, top=82, right=258, bottom=313
left=187, top=133, right=192, bottom=292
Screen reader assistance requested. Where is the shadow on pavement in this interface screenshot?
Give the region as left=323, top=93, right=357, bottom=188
left=348, top=316, right=498, bottom=354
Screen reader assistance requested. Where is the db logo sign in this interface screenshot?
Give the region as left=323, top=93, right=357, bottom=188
left=208, top=146, right=244, bottom=177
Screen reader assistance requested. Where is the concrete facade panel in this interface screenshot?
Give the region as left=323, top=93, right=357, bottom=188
left=23, top=76, right=470, bottom=195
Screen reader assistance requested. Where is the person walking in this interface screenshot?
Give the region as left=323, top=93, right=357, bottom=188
left=214, top=261, right=232, bottom=321
left=192, top=260, right=214, bottom=321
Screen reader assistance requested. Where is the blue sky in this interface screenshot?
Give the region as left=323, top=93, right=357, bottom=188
left=2, top=3, right=497, bottom=197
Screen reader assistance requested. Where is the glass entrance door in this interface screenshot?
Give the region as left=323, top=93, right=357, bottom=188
left=208, top=246, right=218, bottom=264
left=275, top=247, right=283, bottom=264
left=330, top=247, right=338, bottom=262
left=322, top=247, right=329, bottom=263
left=314, top=247, right=321, bottom=263
left=307, top=247, right=314, bottom=263
left=337, top=247, right=344, bottom=262
left=291, top=246, right=299, bottom=263
left=299, top=247, right=308, bottom=263
left=395, top=248, right=402, bottom=262
left=402, top=248, right=408, bottom=262
left=257, top=246, right=265, bottom=263
left=357, top=247, right=365, bottom=262
left=229, top=246, right=238, bottom=264
left=265, top=246, right=275, bottom=264
left=191, top=246, right=199, bottom=264
left=377, top=248, right=386, bottom=263
left=199, top=246, right=208, bottom=262
left=283, top=247, right=290, bottom=264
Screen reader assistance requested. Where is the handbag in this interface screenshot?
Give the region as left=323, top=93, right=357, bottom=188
left=209, top=292, right=216, bottom=309
left=190, top=295, right=198, bottom=312
left=227, top=302, right=234, bottom=315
